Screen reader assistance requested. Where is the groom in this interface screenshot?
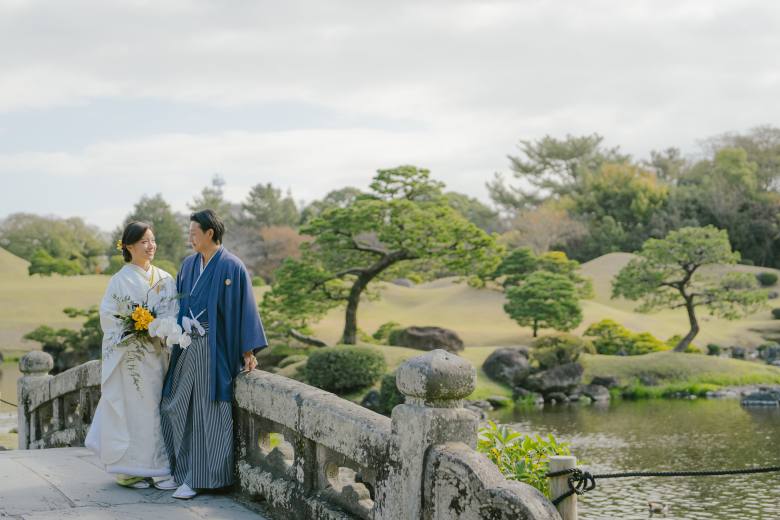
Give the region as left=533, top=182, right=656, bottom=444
left=159, top=209, right=267, bottom=499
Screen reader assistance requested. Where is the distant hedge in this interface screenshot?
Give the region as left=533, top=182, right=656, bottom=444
left=305, top=346, right=387, bottom=393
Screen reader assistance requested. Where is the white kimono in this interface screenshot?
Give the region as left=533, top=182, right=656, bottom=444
left=85, top=263, right=178, bottom=477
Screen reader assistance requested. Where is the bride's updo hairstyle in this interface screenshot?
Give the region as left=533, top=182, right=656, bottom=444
left=120, top=221, right=152, bottom=262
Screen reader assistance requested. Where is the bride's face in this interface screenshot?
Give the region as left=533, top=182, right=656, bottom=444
left=127, top=229, right=157, bottom=263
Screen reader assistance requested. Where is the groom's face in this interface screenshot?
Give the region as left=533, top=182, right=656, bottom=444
left=189, top=222, right=215, bottom=253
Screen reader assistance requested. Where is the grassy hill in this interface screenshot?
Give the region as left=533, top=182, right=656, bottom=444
left=2, top=247, right=780, bottom=355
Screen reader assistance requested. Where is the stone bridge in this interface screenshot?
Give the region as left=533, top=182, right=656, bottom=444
left=4, top=348, right=561, bottom=520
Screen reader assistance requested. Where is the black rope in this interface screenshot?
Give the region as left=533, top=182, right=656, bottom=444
left=0, top=398, right=17, bottom=408
left=546, top=465, right=780, bottom=507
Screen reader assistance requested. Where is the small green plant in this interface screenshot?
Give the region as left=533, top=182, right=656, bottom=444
left=372, top=321, right=402, bottom=343
left=584, top=319, right=669, bottom=355
left=706, top=344, right=722, bottom=356
left=252, top=276, right=266, bottom=287
left=772, top=308, right=780, bottom=320
left=756, top=272, right=778, bottom=287
left=531, top=334, right=594, bottom=369
left=305, top=346, right=387, bottom=393
left=477, top=420, right=570, bottom=498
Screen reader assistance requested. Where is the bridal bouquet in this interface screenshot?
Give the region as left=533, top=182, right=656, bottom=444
left=109, top=282, right=190, bottom=392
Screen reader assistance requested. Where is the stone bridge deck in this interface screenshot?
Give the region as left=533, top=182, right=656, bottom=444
left=0, top=447, right=269, bottom=519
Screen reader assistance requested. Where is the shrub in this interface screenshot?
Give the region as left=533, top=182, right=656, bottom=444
left=378, top=372, right=405, bottom=415
left=372, top=321, right=402, bottom=343
left=252, top=276, right=266, bottom=287
left=772, top=308, right=780, bottom=320
left=305, top=346, right=387, bottom=393
left=584, top=319, right=669, bottom=356
left=707, top=344, right=722, bottom=356
left=477, top=421, right=570, bottom=498
left=531, top=334, right=594, bottom=369
left=756, top=272, right=778, bottom=287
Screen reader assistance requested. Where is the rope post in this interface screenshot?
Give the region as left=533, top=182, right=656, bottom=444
left=550, top=455, right=578, bottom=520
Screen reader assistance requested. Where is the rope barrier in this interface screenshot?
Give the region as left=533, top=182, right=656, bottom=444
left=547, top=465, right=780, bottom=506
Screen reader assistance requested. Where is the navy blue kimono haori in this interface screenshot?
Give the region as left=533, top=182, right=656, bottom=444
left=163, top=247, right=268, bottom=402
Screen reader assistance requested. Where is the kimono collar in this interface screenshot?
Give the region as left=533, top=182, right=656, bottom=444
left=125, top=263, right=158, bottom=286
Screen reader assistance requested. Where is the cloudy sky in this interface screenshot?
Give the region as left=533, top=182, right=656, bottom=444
left=2, top=0, right=779, bottom=230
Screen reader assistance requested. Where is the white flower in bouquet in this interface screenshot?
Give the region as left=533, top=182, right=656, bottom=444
left=177, top=332, right=192, bottom=350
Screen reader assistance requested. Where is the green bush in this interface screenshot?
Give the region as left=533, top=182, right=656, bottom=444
left=756, top=272, right=778, bottom=287
left=372, top=321, right=402, bottom=343
left=378, top=372, right=405, bottom=415
left=584, top=319, right=669, bottom=355
left=388, top=328, right=406, bottom=346
left=477, top=421, right=570, bottom=498
left=772, top=308, right=780, bottom=320
left=305, top=346, right=387, bottom=393
left=707, top=344, right=722, bottom=356
left=252, top=276, right=265, bottom=287
left=531, top=334, right=594, bottom=369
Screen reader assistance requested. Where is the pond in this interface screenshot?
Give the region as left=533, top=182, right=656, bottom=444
left=492, top=399, right=780, bottom=519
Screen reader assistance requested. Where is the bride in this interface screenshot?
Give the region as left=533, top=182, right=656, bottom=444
left=85, top=221, right=179, bottom=490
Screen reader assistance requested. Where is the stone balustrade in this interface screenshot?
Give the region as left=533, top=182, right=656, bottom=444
left=18, top=348, right=560, bottom=520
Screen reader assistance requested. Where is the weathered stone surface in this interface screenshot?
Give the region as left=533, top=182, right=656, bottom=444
left=395, top=349, right=476, bottom=406
left=544, top=392, right=569, bottom=404
left=580, top=384, right=611, bottom=402
left=590, top=375, right=620, bottom=388
left=525, top=363, right=584, bottom=394
left=423, top=443, right=562, bottom=520
left=391, top=278, right=415, bottom=287
left=482, top=347, right=531, bottom=386
left=730, top=346, right=747, bottom=359
left=19, top=350, right=54, bottom=374
left=390, top=326, right=465, bottom=353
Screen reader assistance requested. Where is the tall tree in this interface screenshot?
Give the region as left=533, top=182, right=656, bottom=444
left=503, top=271, right=582, bottom=337
left=612, top=226, right=767, bottom=352
left=493, top=247, right=593, bottom=298
left=0, top=213, right=107, bottom=275
left=705, top=125, right=780, bottom=190
left=487, top=133, right=629, bottom=213
left=242, top=183, right=299, bottom=228
left=444, top=192, right=502, bottom=233
left=300, top=187, right=365, bottom=224
left=263, top=166, right=503, bottom=344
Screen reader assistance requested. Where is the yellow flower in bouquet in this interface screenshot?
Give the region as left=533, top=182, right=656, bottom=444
left=131, top=305, right=154, bottom=331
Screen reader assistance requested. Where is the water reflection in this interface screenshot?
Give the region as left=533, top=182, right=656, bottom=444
left=491, top=400, right=780, bottom=520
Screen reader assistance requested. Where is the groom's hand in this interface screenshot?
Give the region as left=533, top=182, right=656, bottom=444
left=243, top=351, right=257, bottom=372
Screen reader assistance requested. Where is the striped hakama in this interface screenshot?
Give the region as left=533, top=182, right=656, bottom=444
left=160, top=326, right=234, bottom=489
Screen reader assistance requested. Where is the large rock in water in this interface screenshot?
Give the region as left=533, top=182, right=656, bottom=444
left=390, top=326, right=464, bottom=353
left=525, top=363, right=584, bottom=394
left=482, top=347, right=531, bottom=386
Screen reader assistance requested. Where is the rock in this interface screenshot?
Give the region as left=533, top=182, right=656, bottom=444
left=741, top=391, right=780, bottom=407
left=390, top=326, right=465, bottom=353
left=525, top=363, right=584, bottom=394
left=730, top=346, right=746, bottom=360
left=581, top=384, right=611, bottom=402
left=638, top=374, right=659, bottom=386
left=590, top=376, right=619, bottom=389
left=360, top=390, right=381, bottom=412
left=772, top=360, right=780, bottom=368
left=759, top=344, right=780, bottom=363
left=482, top=347, right=530, bottom=386
left=391, top=278, right=415, bottom=288
left=486, top=395, right=513, bottom=409
left=0, top=351, right=4, bottom=363
left=544, top=392, right=569, bottom=404
left=769, top=291, right=779, bottom=299
left=464, top=404, right=488, bottom=419
left=466, top=399, right=494, bottom=411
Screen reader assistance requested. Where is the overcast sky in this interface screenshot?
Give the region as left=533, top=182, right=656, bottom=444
left=2, top=0, right=779, bottom=230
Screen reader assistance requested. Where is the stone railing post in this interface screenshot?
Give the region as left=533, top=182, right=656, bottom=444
left=377, top=349, right=478, bottom=519
left=17, top=351, right=54, bottom=449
